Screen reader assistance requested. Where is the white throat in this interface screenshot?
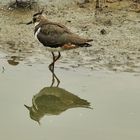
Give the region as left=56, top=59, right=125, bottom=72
left=35, top=27, right=41, bottom=40
left=35, top=22, right=40, bottom=27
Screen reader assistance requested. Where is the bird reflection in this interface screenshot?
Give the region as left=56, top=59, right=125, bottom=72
left=49, top=63, right=60, bottom=87
left=24, top=72, right=92, bottom=124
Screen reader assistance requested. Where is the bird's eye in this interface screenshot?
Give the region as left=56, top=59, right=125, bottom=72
left=33, top=17, right=36, bottom=22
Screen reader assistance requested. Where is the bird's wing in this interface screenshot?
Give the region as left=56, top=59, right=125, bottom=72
left=37, top=22, right=92, bottom=47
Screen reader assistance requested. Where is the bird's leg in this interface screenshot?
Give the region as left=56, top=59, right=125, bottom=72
left=52, top=70, right=60, bottom=87
left=49, top=52, right=55, bottom=86
left=49, top=52, right=55, bottom=72
left=52, top=52, right=61, bottom=86
left=54, top=52, right=61, bottom=63
left=51, top=71, right=60, bottom=87
left=49, top=52, right=61, bottom=72
left=49, top=52, right=61, bottom=87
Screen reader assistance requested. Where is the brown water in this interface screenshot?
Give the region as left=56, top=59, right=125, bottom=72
left=0, top=52, right=140, bottom=140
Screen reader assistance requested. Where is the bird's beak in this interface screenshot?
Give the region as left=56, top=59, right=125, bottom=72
left=24, top=104, right=31, bottom=110
left=26, top=21, right=33, bottom=25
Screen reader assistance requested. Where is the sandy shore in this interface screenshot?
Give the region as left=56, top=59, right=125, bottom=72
left=0, top=0, right=140, bottom=72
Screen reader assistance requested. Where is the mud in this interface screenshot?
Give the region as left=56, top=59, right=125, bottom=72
left=0, top=0, right=140, bottom=72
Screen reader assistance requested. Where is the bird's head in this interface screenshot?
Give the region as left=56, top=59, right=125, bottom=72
left=26, top=10, right=47, bottom=25
left=24, top=104, right=41, bottom=125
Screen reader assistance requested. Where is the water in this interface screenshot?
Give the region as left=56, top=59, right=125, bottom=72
left=0, top=55, right=140, bottom=140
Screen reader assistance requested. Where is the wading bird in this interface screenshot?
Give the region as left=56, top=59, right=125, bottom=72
left=26, top=10, right=93, bottom=82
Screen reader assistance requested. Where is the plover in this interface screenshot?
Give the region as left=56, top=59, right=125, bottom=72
left=27, top=10, right=93, bottom=73
left=24, top=86, right=91, bottom=124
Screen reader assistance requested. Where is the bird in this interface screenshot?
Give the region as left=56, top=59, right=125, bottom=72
left=26, top=10, right=93, bottom=74
left=24, top=86, right=92, bottom=124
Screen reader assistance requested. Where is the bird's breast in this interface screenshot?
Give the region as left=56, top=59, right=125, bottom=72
left=34, top=27, right=41, bottom=40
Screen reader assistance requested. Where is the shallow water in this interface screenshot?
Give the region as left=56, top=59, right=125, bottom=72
left=0, top=53, right=140, bottom=140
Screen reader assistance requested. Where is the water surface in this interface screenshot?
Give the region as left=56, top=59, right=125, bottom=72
left=0, top=56, right=140, bottom=140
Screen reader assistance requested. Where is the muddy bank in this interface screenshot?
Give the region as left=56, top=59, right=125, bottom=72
left=0, top=0, right=140, bottom=72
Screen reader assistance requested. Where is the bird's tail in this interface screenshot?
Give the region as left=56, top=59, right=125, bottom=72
left=87, top=39, right=93, bottom=42
left=81, top=39, right=93, bottom=47
left=80, top=42, right=92, bottom=47
left=73, top=98, right=93, bottom=109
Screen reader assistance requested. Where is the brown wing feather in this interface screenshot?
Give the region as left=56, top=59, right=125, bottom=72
left=37, top=22, right=92, bottom=47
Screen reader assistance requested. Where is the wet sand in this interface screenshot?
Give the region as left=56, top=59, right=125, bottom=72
left=0, top=0, right=140, bottom=72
